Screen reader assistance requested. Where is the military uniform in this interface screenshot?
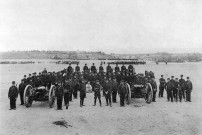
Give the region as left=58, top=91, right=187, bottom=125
left=99, top=65, right=104, bottom=73
left=93, top=82, right=102, bottom=106
left=118, top=82, right=126, bottom=106
left=55, top=83, right=64, bottom=110
left=79, top=81, right=86, bottom=107
left=179, top=77, right=186, bottom=100
left=63, top=81, right=71, bottom=108
left=75, top=65, right=80, bottom=72
left=185, top=79, right=193, bottom=102
left=91, top=64, right=96, bottom=73
left=8, top=83, right=18, bottom=110
left=111, top=79, right=118, bottom=102
left=173, top=79, right=179, bottom=102
left=103, top=81, right=112, bottom=107
left=159, top=77, right=166, bottom=97
left=165, top=80, right=173, bottom=102
left=19, top=80, right=26, bottom=105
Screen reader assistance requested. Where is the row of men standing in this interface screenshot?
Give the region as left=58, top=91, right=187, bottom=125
left=159, top=75, right=193, bottom=102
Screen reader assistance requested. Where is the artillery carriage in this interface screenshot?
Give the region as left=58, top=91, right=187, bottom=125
left=23, top=84, right=56, bottom=108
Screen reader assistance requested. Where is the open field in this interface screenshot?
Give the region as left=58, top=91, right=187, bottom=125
left=0, top=60, right=202, bottom=135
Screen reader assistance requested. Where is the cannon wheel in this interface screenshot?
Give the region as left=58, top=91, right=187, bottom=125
left=145, top=83, right=153, bottom=104
left=49, top=85, right=56, bottom=108
left=23, top=85, right=33, bottom=108
left=126, top=83, right=131, bottom=104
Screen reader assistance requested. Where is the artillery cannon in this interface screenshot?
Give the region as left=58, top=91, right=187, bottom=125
left=23, top=85, right=56, bottom=108
left=126, top=74, right=156, bottom=104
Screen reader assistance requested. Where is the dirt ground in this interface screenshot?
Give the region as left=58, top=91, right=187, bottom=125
left=0, top=61, right=201, bottom=135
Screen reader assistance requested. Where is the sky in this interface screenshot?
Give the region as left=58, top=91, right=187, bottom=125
left=0, top=0, right=202, bottom=54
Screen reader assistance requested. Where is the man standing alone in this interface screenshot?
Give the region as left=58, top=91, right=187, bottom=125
left=118, top=80, right=126, bottom=107
left=8, top=81, right=18, bottom=110
left=185, top=77, right=193, bottom=102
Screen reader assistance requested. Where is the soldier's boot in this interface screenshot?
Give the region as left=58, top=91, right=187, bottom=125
left=82, top=100, right=85, bottom=106
left=99, top=101, right=102, bottom=107
left=93, top=100, right=96, bottom=106
left=110, top=102, right=112, bottom=107
left=80, top=100, right=82, bottom=107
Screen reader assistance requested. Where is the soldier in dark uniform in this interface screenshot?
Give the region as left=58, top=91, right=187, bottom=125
left=55, top=81, right=64, bottom=110
left=170, top=76, right=175, bottom=92
left=69, top=78, right=73, bottom=102
left=115, top=64, right=120, bottom=73
left=106, top=63, right=111, bottom=73
left=128, top=64, right=133, bottom=73
left=121, top=64, right=126, bottom=74
left=185, top=77, right=193, bottom=102
left=42, top=68, right=47, bottom=74
left=27, top=74, right=32, bottom=84
left=159, top=75, right=166, bottom=98
left=19, top=79, right=26, bottom=105
left=8, top=81, right=18, bottom=110
left=165, top=78, right=173, bottom=102
left=179, top=75, right=186, bottom=100
left=67, top=63, right=73, bottom=74
left=99, top=64, right=104, bottom=73
left=22, top=75, right=28, bottom=85
left=111, top=78, right=118, bottom=103
left=93, top=80, right=102, bottom=106
left=103, top=79, right=112, bottom=107
left=148, top=77, right=157, bottom=102
left=63, top=80, right=70, bottom=109
left=91, top=63, right=96, bottom=73
left=75, top=63, right=80, bottom=72
left=118, top=80, right=126, bottom=107
left=173, top=78, right=179, bottom=102
left=83, top=64, right=88, bottom=73
left=116, top=71, right=122, bottom=84
left=79, top=79, right=87, bottom=107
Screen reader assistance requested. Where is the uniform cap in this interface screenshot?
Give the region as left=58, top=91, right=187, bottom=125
left=180, top=75, right=183, bottom=77
left=171, top=76, right=174, bottom=77
left=161, top=75, right=163, bottom=77
left=12, top=81, right=15, bottom=84
left=24, top=75, right=26, bottom=77
left=187, top=77, right=189, bottom=79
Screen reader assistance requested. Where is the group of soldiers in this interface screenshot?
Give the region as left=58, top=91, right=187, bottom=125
left=159, top=75, right=193, bottom=102
left=8, top=62, right=193, bottom=110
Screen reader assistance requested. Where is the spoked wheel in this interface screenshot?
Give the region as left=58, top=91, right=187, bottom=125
left=145, top=83, right=153, bottom=104
left=126, top=83, right=131, bottom=104
left=49, top=85, right=56, bottom=108
left=24, top=85, right=33, bottom=108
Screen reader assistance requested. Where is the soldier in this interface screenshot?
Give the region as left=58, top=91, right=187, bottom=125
left=165, top=78, right=173, bottom=102
left=103, top=79, right=112, bottom=107
left=27, top=74, right=32, bottom=84
left=115, top=64, right=120, bottom=73
left=69, top=78, right=73, bottom=102
left=91, top=63, right=96, bottom=73
left=128, top=64, right=133, bottom=73
left=83, top=64, right=88, bottom=73
left=75, top=63, right=80, bottom=72
left=118, top=80, right=126, bottom=107
left=111, top=78, right=118, bottom=103
left=148, top=77, right=157, bottom=102
left=99, top=64, right=104, bottom=73
left=42, top=68, right=47, bottom=74
left=106, top=63, right=112, bottom=73
left=173, top=78, right=179, bottom=102
left=185, top=77, right=193, bottom=102
left=93, top=80, right=102, bottom=106
left=8, top=81, right=18, bottom=110
left=159, top=75, right=166, bottom=98
left=18, top=79, right=26, bottom=105
left=55, top=81, right=64, bottom=110
left=67, top=63, right=73, bottom=74
left=63, top=80, right=70, bottom=109
left=179, top=75, right=186, bottom=100
left=22, top=75, right=27, bottom=85
left=79, top=79, right=87, bottom=107
left=121, top=64, right=126, bottom=74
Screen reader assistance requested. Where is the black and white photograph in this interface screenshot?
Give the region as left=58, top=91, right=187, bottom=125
left=0, top=0, right=201, bottom=135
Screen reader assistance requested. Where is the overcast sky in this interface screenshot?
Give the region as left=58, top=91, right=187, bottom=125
left=0, top=0, right=202, bottom=54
